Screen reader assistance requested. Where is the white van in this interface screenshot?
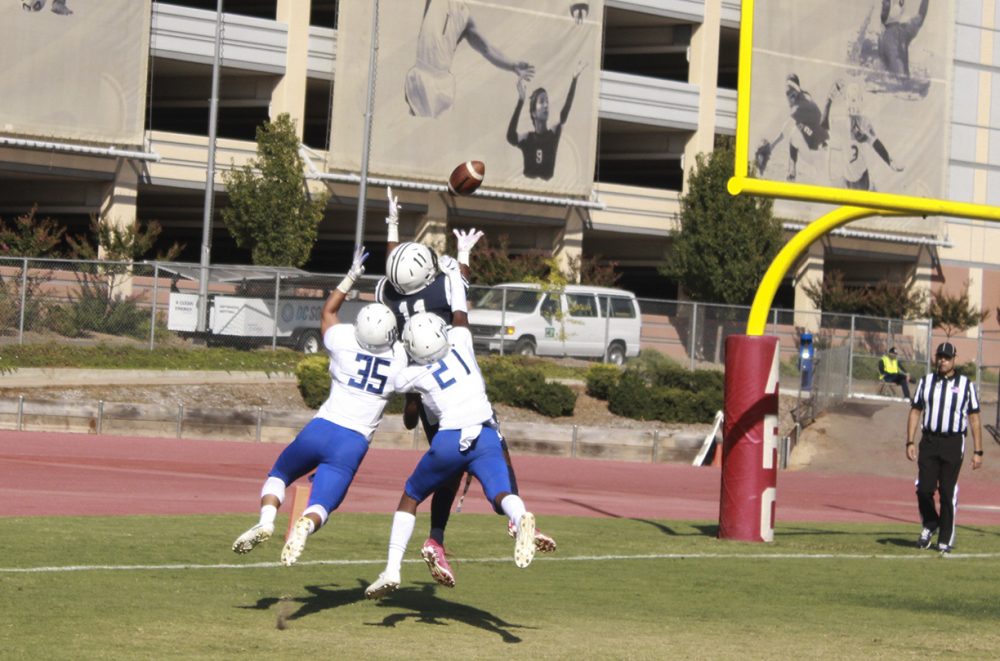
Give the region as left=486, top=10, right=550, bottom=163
left=468, top=283, right=642, bottom=365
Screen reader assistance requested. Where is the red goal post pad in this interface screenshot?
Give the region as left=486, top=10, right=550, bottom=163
left=719, top=335, right=780, bottom=542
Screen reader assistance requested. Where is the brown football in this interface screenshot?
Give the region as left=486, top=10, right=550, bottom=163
left=447, top=160, right=486, bottom=196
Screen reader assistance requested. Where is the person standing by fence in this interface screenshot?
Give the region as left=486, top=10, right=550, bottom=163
left=905, top=342, right=984, bottom=554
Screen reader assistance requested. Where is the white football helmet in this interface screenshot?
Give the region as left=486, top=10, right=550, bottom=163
left=386, top=242, right=439, bottom=295
left=401, top=312, right=450, bottom=365
left=354, top=303, right=398, bottom=352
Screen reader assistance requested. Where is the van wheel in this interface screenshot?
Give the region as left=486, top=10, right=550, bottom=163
left=514, top=338, right=536, bottom=357
left=297, top=329, right=322, bottom=354
left=606, top=341, right=626, bottom=366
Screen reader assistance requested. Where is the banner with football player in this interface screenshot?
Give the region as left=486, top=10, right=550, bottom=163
left=0, top=0, right=152, bottom=146
left=748, top=0, right=952, bottom=201
left=329, top=0, right=604, bottom=198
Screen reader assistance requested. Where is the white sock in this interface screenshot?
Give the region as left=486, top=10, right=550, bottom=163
left=500, top=494, right=527, bottom=530
left=303, top=504, right=329, bottom=528
left=259, top=505, right=277, bottom=527
left=261, top=476, right=286, bottom=503
left=386, top=511, right=416, bottom=575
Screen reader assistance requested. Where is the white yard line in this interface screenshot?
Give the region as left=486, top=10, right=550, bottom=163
left=5, top=551, right=1000, bottom=574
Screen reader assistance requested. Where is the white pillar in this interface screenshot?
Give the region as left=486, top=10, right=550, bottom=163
left=553, top=207, right=585, bottom=282
left=793, top=242, right=824, bottom=330
left=681, top=0, right=721, bottom=193
left=271, top=0, right=310, bottom=136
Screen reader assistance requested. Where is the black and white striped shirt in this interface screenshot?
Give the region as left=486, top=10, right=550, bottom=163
left=911, top=372, right=980, bottom=435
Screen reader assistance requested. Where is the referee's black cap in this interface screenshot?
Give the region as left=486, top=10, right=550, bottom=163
left=935, top=342, right=957, bottom=358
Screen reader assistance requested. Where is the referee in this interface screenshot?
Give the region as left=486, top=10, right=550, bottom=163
left=906, top=342, right=984, bottom=554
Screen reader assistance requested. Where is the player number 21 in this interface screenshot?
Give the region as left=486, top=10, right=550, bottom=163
left=431, top=349, right=472, bottom=389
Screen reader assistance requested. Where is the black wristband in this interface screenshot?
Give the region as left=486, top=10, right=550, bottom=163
left=974, top=450, right=984, bottom=457
left=906, top=441, right=914, bottom=446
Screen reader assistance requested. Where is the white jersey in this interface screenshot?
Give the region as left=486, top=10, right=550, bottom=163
left=315, top=324, right=408, bottom=439
left=393, top=326, right=492, bottom=430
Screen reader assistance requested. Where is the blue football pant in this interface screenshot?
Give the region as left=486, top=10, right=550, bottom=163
left=268, top=418, right=369, bottom=515
left=405, top=426, right=514, bottom=512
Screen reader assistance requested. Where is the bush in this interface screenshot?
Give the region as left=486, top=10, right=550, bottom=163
left=295, top=355, right=330, bottom=408
left=45, top=290, right=150, bottom=340
left=585, top=364, right=621, bottom=400
left=481, top=355, right=577, bottom=417
left=650, top=387, right=722, bottom=423
left=530, top=380, right=577, bottom=417
left=605, top=351, right=723, bottom=424
left=608, top=370, right=656, bottom=420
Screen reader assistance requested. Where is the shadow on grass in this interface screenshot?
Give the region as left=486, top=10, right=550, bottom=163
left=558, top=497, right=720, bottom=538
left=239, top=581, right=367, bottom=623
left=823, top=505, right=912, bottom=524
left=365, top=582, right=532, bottom=643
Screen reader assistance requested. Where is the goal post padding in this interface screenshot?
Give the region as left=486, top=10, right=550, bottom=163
left=719, top=335, right=779, bottom=542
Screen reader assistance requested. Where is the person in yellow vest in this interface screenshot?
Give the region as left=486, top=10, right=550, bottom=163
left=879, top=346, right=911, bottom=399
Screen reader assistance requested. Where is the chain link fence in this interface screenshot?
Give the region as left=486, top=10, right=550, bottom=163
left=8, top=257, right=994, bottom=401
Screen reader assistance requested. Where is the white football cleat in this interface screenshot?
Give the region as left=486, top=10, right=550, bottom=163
left=365, top=572, right=401, bottom=600
left=507, top=519, right=557, bottom=553
left=280, top=517, right=313, bottom=566
left=232, top=523, right=274, bottom=555
left=514, top=512, right=536, bottom=569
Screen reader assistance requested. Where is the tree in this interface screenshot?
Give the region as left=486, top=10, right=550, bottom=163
left=222, top=113, right=329, bottom=266
left=0, top=206, right=67, bottom=330
left=53, top=215, right=184, bottom=338
left=659, top=140, right=782, bottom=305
left=457, top=233, right=622, bottom=288
left=928, top=284, right=990, bottom=338
left=457, top=234, right=552, bottom=285
left=804, top=271, right=927, bottom=319
left=0, top=206, right=66, bottom=257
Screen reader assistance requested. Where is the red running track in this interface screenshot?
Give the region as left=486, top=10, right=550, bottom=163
left=2, top=430, right=998, bottom=527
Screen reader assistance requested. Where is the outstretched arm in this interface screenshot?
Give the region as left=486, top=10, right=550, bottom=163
left=881, top=0, right=891, bottom=25
left=558, top=61, right=586, bottom=127
left=385, top=186, right=401, bottom=254
left=507, top=77, right=527, bottom=146
left=321, top=245, right=368, bottom=335
left=465, top=15, right=535, bottom=79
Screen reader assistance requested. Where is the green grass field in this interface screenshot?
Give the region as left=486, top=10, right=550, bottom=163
left=2, top=514, right=998, bottom=660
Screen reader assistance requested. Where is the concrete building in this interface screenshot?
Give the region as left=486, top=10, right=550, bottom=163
left=0, top=0, right=997, bottom=357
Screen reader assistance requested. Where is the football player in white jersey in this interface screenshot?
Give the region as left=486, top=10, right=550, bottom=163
left=378, top=189, right=556, bottom=589
left=231, top=247, right=408, bottom=566
left=365, top=312, right=540, bottom=599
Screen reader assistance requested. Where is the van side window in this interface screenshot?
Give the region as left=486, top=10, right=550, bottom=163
left=566, top=294, right=598, bottom=318
left=609, top=297, right=636, bottom=319
left=540, top=295, right=558, bottom=318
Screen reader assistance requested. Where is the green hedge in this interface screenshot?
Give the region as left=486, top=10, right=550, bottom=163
left=480, top=356, right=576, bottom=417
left=585, top=364, right=621, bottom=400
left=294, top=353, right=576, bottom=418
left=602, top=349, right=723, bottom=424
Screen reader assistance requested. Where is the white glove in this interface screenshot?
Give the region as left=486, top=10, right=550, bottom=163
left=453, top=227, right=485, bottom=266
left=336, top=245, right=370, bottom=293
left=385, top=186, right=400, bottom=243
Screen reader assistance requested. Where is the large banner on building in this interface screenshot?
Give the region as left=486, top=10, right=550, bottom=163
left=329, top=0, right=603, bottom=197
left=0, top=0, right=152, bottom=146
left=748, top=0, right=952, bottom=200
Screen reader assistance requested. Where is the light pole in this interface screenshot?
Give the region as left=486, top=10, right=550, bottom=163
left=197, top=0, right=224, bottom=332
